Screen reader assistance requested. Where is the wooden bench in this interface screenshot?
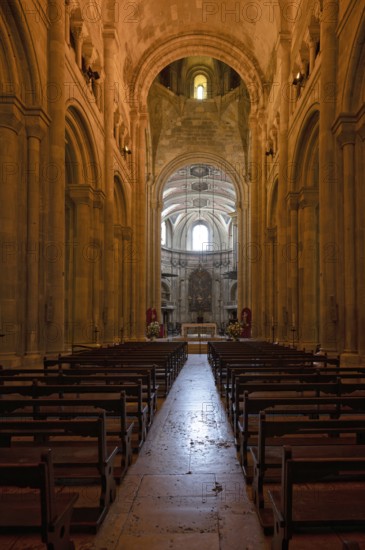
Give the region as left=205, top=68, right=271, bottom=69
left=238, top=393, right=365, bottom=482
left=0, top=380, right=148, bottom=450
left=231, top=378, right=354, bottom=440
left=0, top=449, right=78, bottom=549
left=226, top=367, right=365, bottom=416
left=250, top=412, right=365, bottom=533
left=0, top=369, right=157, bottom=428
left=0, top=393, right=134, bottom=481
left=268, top=447, right=365, bottom=550
left=0, top=413, right=118, bottom=532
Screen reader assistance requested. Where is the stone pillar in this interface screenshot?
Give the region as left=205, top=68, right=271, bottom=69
left=68, top=185, right=92, bottom=344
left=46, top=0, right=66, bottom=353
left=71, top=20, right=84, bottom=69
left=25, top=117, right=47, bottom=355
left=287, top=192, right=299, bottom=341
left=103, top=26, right=116, bottom=343
left=356, top=120, right=365, bottom=360
left=249, top=114, right=260, bottom=332
left=92, top=189, right=104, bottom=338
left=131, top=111, right=148, bottom=338
left=122, top=227, right=133, bottom=339
left=151, top=198, right=162, bottom=315
left=0, top=108, right=23, bottom=356
left=334, top=117, right=357, bottom=355
left=266, top=227, right=277, bottom=340
left=235, top=207, right=244, bottom=316
left=299, top=189, right=319, bottom=347
left=277, top=32, right=291, bottom=341
left=318, top=0, right=339, bottom=351
left=114, top=224, right=123, bottom=341
left=65, top=0, right=70, bottom=44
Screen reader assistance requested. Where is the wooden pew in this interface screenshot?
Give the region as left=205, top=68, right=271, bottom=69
left=250, top=412, right=365, bottom=533
left=268, top=447, right=365, bottom=550
left=226, top=367, right=365, bottom=416
left=237, top=393, right=365, bottom=482
left=0, top=449, right=78, bottom=549
left=0, top=369, right=157, bottom=428
left=0, top=413, right=118, bottom=532
left=0, top=393, right=134, bottom=481
left=0, top=380, right=148, bottom=450
left=232, top=378, right=365, bottom=442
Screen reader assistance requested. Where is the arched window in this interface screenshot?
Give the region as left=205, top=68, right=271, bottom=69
left=194, top=74, right=207, bottom=100
left=161, top=221, right=166, bottom=245
left=192, top=223, right=208, bottom=251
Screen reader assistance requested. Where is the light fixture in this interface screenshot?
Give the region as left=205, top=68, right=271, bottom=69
left=292, top=71, right=304, bottom=86
left=265, top=148, right=274, bottom=157
left=122, top=145, right=132, bottom=157
left=86, top=66, right=100, bottom=81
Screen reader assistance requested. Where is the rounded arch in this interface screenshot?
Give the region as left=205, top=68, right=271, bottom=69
left=0, top=0, right=42, bottom=105
left=291, top=108, right=320, bottom=192
left=114, top=174, right=129, bottom=226
left=341, top=12, right=365, bottom=112
left=132, top=32, right=264, bottom=110
left=267, top=178, right=279, bottom=229
left=154, top=152, right=246, bottom=209
left=65, top=104, right=101, bottom=187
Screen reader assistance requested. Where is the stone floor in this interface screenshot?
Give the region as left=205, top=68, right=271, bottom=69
left=2, top=355, right=365, bottom=549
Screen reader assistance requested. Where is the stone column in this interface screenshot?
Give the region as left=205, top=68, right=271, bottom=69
left=131, top=111, right=148, bottom=338
left=277, top=31, right=291, bottom=341
left=299, top=189, right=319, bottom=347
left=103, top=26, right=116, bottom=343
left=356, top=120, right=365, bottom=360
left=114, top=224, right=123, bottom=341
left=122, top=227, right=132, bottom=340
left=25, top=116, right=47, bottom=355
left=249, top=113, right=260, bottom=331
left=334, top=117, right=357, bottom=355
left=67, top=185, right=92, bottom=344
left=318, top=0, right=339, bottom=352
left=0, top=108, right=23, bottom=356
left=266, top=227, right=277, bottom=340
left=151, top=198, right=162, bottom=315
left=287, top=192, right=299, bottom=340
left=71, top=20, right=84, bottom=69
left=65, top=0, right=70, bottom=44
left=46, top=0, right=66, bottom=353
left=92, top=189, right=104, bottom=339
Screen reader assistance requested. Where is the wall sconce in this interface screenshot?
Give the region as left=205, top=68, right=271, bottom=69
left=122, top=145, right=132, bottom=157
left=86, top=67, right=100, bottom=81
left=265, top=148, right=274, bottom=157
left=292, top=71, right=304, bottom=86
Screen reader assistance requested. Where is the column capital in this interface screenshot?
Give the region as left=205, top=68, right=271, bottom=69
left=102, top=25, right=117, bottom=43
left=0, top=102, right=24, bottom=133
left=333, top=113, right=357, bottom=148
left=122, top=226, right=132, bottom=241
left=266, top=226, right=277, bottom=242
left=286, top=192, right=299, bottom=210
left=299, top=187, right=319, bottom=209
left=67, top=184, right=94, bottom=205
left=25, top=110, right=50, bottom=139
left=279, top=31, right=292, bottom=46
left=70, top=19, right=85, bottom=39
left=114, top=223, right=123, bottom=239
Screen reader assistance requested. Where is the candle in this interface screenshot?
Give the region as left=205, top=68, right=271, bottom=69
left=292, top=313, right=295, bottom=326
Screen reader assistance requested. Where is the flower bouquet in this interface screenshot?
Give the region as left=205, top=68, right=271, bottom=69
left=226, top=321, right=242, bottom=341
left=146, top=321, right=160, bottom=340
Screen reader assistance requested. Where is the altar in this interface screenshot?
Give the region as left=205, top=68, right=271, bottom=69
left=181, top=323, right=217, bottom=338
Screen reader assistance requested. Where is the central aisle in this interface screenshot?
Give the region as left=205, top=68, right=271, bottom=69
left=101, top=354, right=270, bottom=550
